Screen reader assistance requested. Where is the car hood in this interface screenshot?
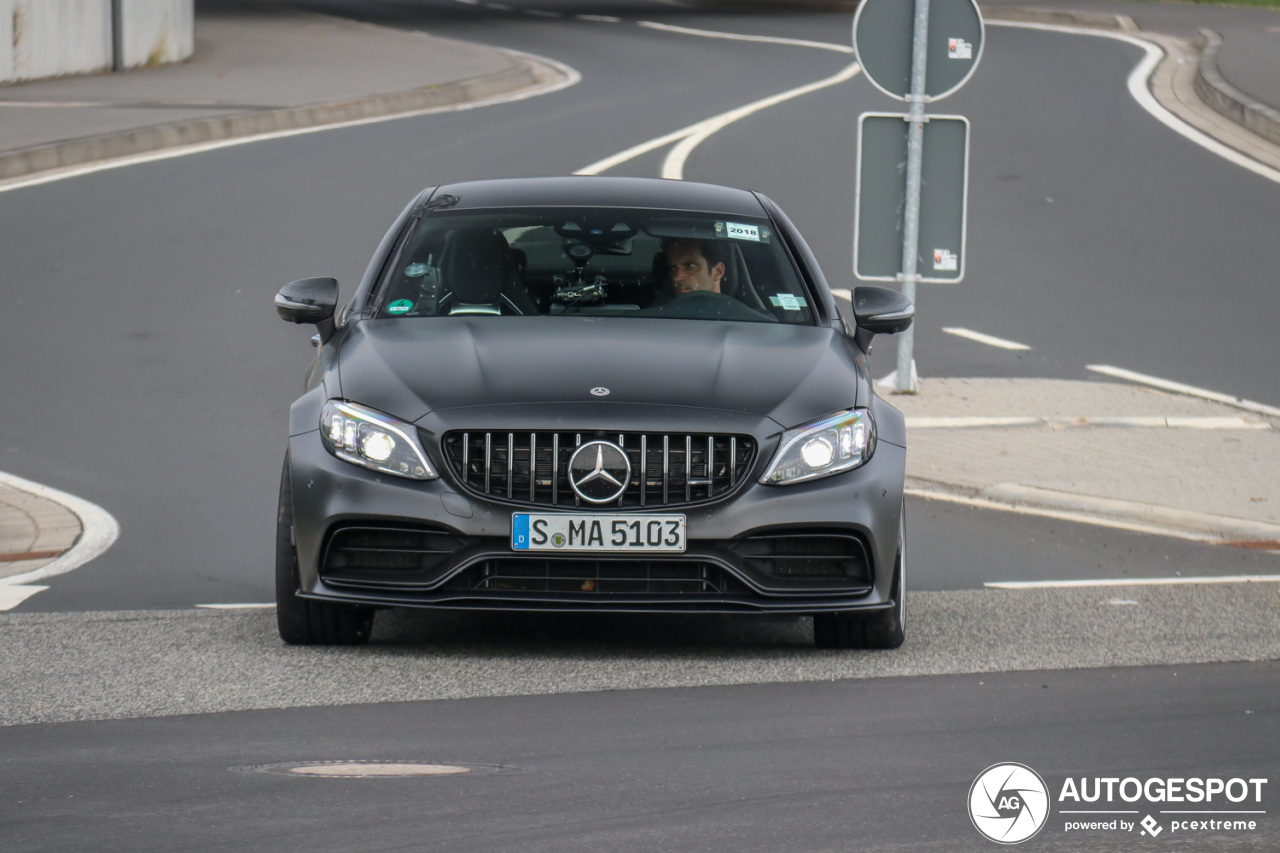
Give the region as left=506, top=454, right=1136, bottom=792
left=337, top=317, right=866, bottom=428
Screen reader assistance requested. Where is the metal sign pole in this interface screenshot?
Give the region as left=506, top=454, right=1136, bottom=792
left=895, top=0, right=930, bottom=394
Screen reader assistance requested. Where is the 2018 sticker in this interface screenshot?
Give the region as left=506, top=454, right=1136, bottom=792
left=719, top=221, right=769, bottom=243
left=387, top=299, right=414, bottom=314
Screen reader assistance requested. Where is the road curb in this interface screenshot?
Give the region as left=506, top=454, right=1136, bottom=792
left=0, top=471, right=120, bottom=589
left=908, top=478, right=1280, bottom=549
left=0, top=57, right=559, bottom=182
left=1193, top=28, right=1280, bottom=149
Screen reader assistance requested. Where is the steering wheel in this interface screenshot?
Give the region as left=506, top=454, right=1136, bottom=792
left=671, top=289, right=774, bottom=320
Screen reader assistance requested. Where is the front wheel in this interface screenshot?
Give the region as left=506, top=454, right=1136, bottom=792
left=813, top=512, right=906, bottom=650
left=276, top=452, right=375, bottom=645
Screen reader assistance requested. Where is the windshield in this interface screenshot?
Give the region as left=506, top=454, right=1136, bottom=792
left=373, top=207, right=815, bottom=325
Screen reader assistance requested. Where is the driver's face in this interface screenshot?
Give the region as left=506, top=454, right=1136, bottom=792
left=666, top=244, right=724, bottom=295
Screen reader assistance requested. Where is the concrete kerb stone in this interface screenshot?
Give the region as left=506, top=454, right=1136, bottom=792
left=1194, top=28, right=1280, bottom=148
left=0, top=58, right=559, bottom=181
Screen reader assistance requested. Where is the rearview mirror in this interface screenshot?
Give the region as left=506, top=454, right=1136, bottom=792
left=275, top=277, right=338, bottom=325
left=852, top=286, right=914, bottom=335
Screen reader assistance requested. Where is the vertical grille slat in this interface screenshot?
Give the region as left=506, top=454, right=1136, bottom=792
left=639, top=435, right=647, bottom=508
left=484, top=433, right=492, bottom=494
left=442, top=431, right=754, bottom=509
left=685, top=435, right=692, bottom=503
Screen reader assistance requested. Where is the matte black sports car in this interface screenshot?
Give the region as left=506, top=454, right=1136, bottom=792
left=274, top=176, right=914, bottom=648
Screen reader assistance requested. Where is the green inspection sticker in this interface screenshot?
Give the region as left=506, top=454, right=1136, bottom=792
left=387, top=299, right=414, bottom=314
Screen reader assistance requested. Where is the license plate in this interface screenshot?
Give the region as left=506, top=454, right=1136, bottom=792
left=512, top=513, right=686, bottom=553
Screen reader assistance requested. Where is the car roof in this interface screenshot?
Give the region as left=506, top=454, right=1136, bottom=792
left=426, top=176, right=769, bottom=218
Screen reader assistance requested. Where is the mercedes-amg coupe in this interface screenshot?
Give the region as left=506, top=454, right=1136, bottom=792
left=274, top=176, right=914, bottom=648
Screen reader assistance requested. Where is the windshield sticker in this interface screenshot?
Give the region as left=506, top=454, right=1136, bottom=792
left=769, top=294, right=806, bottom=311
left=404, top=263, right=429, bottom=278
left=716, top=221, right=770, bottom=243
left=387, top=299, right=414, bottom=314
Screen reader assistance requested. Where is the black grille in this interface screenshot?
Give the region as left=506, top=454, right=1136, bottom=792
left=441, top=431, right=755, bottom=508
left=730, top=533, right=870, bottom=581
left=321, top=525, right=470, bottom=579
left=444, top=557, right=745, bottom=595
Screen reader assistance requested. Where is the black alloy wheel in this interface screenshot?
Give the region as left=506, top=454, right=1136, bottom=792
left=276, top=453, right=376, bottom=645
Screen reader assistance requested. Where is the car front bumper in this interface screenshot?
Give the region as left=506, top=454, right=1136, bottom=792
left=287, top=424, right=905, bottom=615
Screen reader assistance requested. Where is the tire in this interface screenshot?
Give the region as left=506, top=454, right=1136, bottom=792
left=813, top=511, right=906, bottom=650
left=276, top=452, right=375, bottom=645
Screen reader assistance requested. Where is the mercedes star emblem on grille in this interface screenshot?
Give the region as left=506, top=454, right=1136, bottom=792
left=590, top=387, right=610, bottom=397
left=567, top=441, right=632, bottom=503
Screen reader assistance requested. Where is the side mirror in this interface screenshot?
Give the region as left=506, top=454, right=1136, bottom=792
left=275, top=277, right=338, bottom=325
left=852, top=286, right=914, bottom=335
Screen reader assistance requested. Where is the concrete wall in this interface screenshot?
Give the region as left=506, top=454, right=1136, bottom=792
left=0, top=0, right=193, bottom=83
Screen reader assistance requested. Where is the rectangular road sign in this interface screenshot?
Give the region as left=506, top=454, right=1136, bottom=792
left=855, top=112, right=970, bottom=283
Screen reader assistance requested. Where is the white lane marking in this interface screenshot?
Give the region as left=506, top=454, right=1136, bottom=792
left=661, top=63, right=860, bottom=180
left=831, top=288, right=852, bottom=301
left=909, top=416, right=1048, bottom=428
left=0, top=100, right=107, bottom=108
left=0, top=50, right=581, bottom=195
left=526, top=9, right=562, bottom=18
left=576, top=15, right=620, bottom=23
left=0, top=471, right=120, bottom=588
left=941, top=326, right=1031, bottom=350
left=907, top=415, right=1268, bottom=430
left=1087, top=364, right=1280, bottom=419
left=196, top=603, right=276, bottom=610
left=990, top=21, right=1280, bottom=185
left=986, top=575, right=1280, bottom=589
left=637, top=21, right=855, bottom=53
left=576, top=18, right=860, bottom=179
left=0, top=585, right=49, bottom=611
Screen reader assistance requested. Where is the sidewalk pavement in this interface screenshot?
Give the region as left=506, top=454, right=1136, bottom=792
left=0, top=0, right=567, bottom=181
left=1, top=0, right=1278, bottom=583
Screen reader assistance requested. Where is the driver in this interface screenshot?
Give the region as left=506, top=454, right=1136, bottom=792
left=663, top=238, right=725, bottom=296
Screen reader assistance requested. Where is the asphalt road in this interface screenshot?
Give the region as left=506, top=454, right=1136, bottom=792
left=2, top=1, right=1277, bottom=611
left=1, top=4, right=1278, bottom=849
left=3, top=662, right=1276, bottom=851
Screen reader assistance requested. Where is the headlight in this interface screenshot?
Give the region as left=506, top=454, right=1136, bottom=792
left=320, top=400, right=437, bottom=480
left=759, top=408, right=875, bottom=486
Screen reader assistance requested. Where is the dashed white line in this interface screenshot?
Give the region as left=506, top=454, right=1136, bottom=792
left=636, top=21, right=854, bottom=53
left=941, top=327, right=1031, bottom=350
left=196, top=603, right=276, bottom=610
left=575, top=15, right=620, bottom=23
left=1087, top=365, right=1280, bottom=419
left=986, top=575, right=1280, bottom=590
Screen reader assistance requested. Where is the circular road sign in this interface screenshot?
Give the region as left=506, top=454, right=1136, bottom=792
left=853, top=0, right=985, bottom=102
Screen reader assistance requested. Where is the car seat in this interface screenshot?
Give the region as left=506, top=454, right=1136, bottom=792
left=439, top=227, right=537, bottom=315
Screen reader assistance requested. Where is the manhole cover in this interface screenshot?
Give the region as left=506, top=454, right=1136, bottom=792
left=232, top=760, right=513, bottom=779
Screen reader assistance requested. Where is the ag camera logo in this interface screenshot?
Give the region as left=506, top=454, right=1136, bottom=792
left=969, top=763, right=1050, bottom=844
